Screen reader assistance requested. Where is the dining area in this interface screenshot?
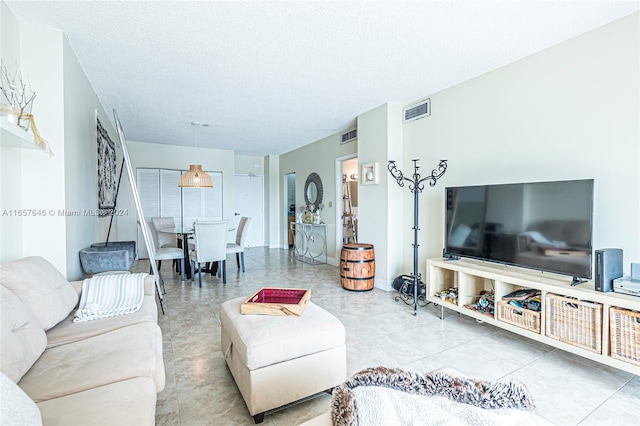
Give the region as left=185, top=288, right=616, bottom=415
left=146, top=216, right=252, bottom=287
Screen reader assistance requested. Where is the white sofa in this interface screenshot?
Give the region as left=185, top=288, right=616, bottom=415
left=0, top=256, right=164, bottom=425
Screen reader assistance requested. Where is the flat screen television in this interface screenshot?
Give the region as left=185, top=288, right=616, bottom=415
left=444, top=179, right=594, bottom=281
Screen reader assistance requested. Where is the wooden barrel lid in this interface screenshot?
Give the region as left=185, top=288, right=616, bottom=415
left=342, top=243, right=374, bottom=250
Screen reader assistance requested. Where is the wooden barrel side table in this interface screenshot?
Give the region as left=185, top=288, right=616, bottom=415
left=340, top=243, right=375, bottom=291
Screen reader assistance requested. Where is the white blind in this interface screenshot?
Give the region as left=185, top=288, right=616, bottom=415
left=204, top=172, right=223, bottom=220
left=160, top=169, right=182, bottom=221
left=137, top=168, right=160, bottom=219
left=182, top=186, right=202, bottom=228
left=137, top=168, right=224, bottom=257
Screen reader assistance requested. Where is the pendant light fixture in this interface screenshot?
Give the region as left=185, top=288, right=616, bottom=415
left=179, top=122, right=213, bottom=188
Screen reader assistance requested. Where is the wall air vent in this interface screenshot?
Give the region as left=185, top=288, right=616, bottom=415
left=341, top=128, right=357, bottom=145
left=404, top=99, right=431, bottom=122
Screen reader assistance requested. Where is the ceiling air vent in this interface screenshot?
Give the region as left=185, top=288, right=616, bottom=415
left=341, top=128, right=357, bottom=145
left=404, top=99, right=431, bottom=122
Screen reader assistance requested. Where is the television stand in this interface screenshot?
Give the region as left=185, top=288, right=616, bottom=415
left=427, top=257, right=640, bottom=375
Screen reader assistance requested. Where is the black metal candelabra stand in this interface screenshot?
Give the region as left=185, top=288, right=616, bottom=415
left=388, top=158, right=448, bottom=316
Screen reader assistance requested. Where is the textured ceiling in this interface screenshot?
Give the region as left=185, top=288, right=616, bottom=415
left=5, top=1, right=639, bottom=156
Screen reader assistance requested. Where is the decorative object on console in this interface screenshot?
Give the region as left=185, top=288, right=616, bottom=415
left=0, top=60, right=52, bottom=156
left=388, top=158, right=448, bottom=315
left=178, top=122, right=213, bottom=188
left=464, top=289, right=495, bottom=317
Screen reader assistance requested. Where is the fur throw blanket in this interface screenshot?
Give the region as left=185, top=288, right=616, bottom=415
left=331, top=367, right=542, bottom=426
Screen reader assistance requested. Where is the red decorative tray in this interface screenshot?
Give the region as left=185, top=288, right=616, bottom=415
left=240, top=287, right=311, bottom=316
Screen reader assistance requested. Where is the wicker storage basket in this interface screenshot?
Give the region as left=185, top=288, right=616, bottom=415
left=609, top=307, right=640, bottom=365
left=497, top=301, right=541, bottom=334
left=545, top=293, right=602, bottom=353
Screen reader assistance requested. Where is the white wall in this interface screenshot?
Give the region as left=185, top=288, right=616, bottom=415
left=1, top=3, right=120, bottom=278
left=63, top=38, right=118, bottom=280
left=116, top=141, right=235, bottom=249
left=234, top=155, right=264, bottom=175
left=279, top=130, right=357, bottom=264
left=286, top=13, right=638, bottom=286
left=265, top=154, right=280, bottom=248
left=402, top=13, right=640, bottom=276
left=357, top=103, right=404, bottom=290
left=0, top=2, right=24, bottom=262
left=16, top=22, right=67, bottom=273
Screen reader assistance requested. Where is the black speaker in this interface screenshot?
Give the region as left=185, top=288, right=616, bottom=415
left=594, top=248, right=623, bottom=292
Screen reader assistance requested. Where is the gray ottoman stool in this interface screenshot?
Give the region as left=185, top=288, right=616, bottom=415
left=79, top=246, right=130, bottom=274
left=220, top=296, right=346, bottom=423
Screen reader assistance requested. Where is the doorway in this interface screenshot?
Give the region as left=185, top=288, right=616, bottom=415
left=335, top=154, right=358, bottom=248
left=234, top=174, right=264, bottom=247
left=285, top=173, right=296, bottom=249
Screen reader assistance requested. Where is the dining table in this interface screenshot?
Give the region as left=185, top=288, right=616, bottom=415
left=158, top=224, right=236, bottom=280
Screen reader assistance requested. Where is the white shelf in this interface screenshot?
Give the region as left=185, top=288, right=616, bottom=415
left=1, top=116, right=39, bottom=150
left=427, top=257, right=640, bottom=376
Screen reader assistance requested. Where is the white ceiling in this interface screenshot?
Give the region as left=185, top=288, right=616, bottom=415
left=6, top=1, right=639, bottom=156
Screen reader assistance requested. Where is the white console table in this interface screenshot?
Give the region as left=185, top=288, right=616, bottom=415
left=427, top=257, right=640, bottom=375
left=290, top=222, right=327, bottom=265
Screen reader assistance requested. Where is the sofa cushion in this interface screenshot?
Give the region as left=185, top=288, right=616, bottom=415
left=19, top=322, right=165, bottom=402
left=0, top=257, right=79, bottom=330
left=37, top=377, right=156, bottom=426
left=46, top=294, right=158, bottom=348
left=0, top=372, right=42, bottom=426
left=0, top=286, right=47, bottom=383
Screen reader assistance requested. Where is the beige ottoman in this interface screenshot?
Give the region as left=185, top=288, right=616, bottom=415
left=220, top=296, right=346, bottom=423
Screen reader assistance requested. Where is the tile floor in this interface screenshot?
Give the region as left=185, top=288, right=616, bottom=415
left=142, top=247, right=639, bottom=426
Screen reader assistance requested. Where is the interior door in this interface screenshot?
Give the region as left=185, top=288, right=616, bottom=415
left=234, top=174, right=264, bottom=247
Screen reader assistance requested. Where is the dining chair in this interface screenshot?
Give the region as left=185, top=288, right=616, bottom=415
left=146, top=220, right=185, bottom=287
left=151, top=217, right=178, bottom=248
left=226, top=216, right=252, bottom=273
left=152, top=216, right=186, bottom=275
left=186, top=217, right=224, bottom=252
left=189, top=221, right=229, bottom=287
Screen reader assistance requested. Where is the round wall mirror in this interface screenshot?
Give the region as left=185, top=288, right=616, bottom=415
left=304, top=172, right=323, bottom=211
